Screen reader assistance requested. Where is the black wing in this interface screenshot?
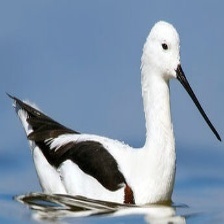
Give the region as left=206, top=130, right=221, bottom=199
left=9, top=94, right=126, bottom=191
left=54, top=140, right=126, bottom=191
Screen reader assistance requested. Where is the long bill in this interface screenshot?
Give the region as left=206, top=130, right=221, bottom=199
left=176, top=64, right=221, bottom=141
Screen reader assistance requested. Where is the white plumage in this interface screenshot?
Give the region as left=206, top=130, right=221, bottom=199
left=10, top=21, right=220, bottom=205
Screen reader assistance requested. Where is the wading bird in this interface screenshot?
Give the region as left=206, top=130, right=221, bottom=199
left=9, top=21, right=221, bottom=205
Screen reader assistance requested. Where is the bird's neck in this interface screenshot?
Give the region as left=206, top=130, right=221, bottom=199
left=141, top=67, right=175, bottom=151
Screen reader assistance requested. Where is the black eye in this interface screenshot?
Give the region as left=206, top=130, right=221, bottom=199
left=162, top=43, right=168, bottom=50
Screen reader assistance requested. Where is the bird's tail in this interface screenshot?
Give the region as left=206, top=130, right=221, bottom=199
left=8, top=93, right=35, bottom=138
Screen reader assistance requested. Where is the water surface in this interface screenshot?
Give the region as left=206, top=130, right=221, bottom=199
left=0, top=143, right=224, bottom=223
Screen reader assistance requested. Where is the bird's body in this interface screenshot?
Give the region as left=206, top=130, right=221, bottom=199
left=10, top=21, right=220, bottom=205
left=13, top=94, right=175, bottom=205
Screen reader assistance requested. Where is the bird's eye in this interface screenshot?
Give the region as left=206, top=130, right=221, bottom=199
left=162, top=43, right=168, bottom=50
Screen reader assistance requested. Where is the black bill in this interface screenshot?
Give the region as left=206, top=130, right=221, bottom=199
left=176, top=64, right=221, bottom=141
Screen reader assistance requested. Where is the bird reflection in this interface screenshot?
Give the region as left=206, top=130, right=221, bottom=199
left=15, top=193, right=186, bottom=223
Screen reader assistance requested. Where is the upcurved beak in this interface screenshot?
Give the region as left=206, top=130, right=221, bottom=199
left=176, top=64, right=221, bottom=141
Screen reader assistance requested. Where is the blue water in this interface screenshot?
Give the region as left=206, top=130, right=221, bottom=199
left=0, top=143, right=224, bottom=223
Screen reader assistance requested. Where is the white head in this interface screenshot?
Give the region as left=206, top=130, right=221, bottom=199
left=141, top=21, right=180, bottom=81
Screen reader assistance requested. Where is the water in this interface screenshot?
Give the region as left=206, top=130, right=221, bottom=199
left=0, top=143, right=224, bottom=223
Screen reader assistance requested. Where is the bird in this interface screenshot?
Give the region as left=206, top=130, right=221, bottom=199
left=9, top=21, right=221, bottom=205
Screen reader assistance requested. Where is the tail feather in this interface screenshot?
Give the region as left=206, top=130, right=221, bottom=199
left=8, top=94, right=79, bottom=141
left=8, top=93, right=33, bottom=136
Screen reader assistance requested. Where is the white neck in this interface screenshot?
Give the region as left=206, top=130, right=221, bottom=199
left=141, top=65, right=175, bottom=152
left=131, top=64, right=176, bottom=203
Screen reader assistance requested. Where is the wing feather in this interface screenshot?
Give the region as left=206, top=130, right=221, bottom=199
left=9, top=94, right=127, bottom=192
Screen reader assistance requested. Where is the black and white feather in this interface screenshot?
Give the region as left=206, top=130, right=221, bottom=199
left=8, top=94, right=136, bottom=203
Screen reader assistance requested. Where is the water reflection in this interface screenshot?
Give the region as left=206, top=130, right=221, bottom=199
left=16, top=193, right=187, bottom=223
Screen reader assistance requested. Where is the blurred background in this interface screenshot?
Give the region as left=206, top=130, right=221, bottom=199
left=0, top=0, right=223, bottom=216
